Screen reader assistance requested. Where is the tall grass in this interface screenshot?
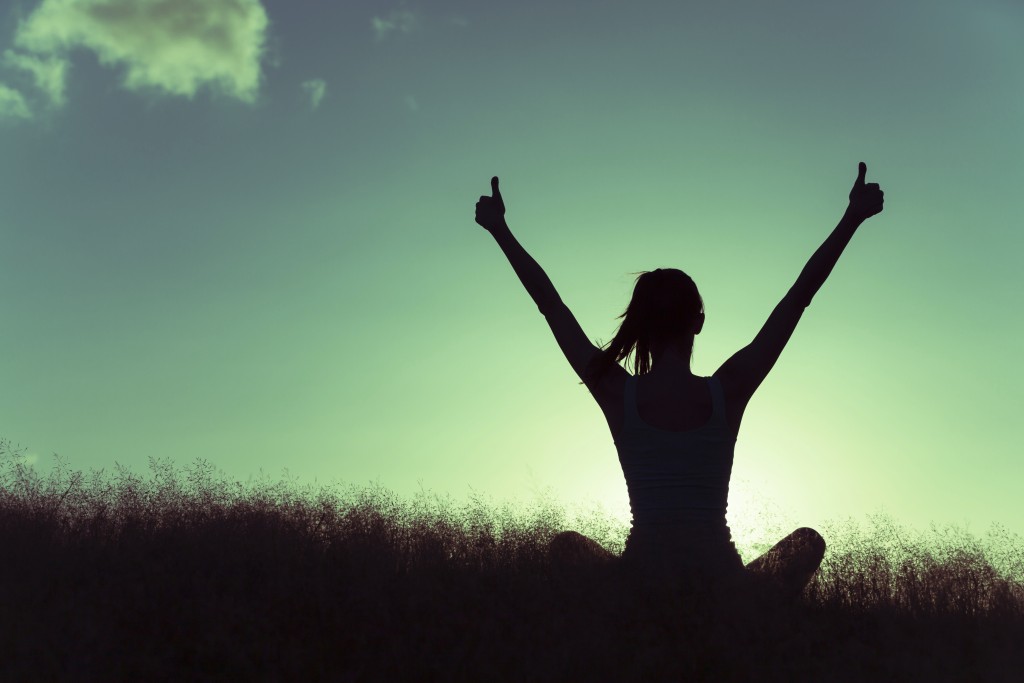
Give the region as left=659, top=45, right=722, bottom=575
left=1, top=439, right=1021, bottom=682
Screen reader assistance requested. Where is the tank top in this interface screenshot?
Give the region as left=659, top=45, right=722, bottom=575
left=614, top=374, right=743, bottom=575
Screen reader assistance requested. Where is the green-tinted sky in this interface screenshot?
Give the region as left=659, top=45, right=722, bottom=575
left=2, top=0, right=1022, bottom=543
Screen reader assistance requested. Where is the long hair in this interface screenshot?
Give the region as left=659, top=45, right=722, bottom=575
left=583, top=268, right=704, bottom=384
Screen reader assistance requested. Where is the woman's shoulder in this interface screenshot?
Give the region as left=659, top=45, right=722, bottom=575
left=585, top=364, right=630, bottom=437
left=587, top=362, right=630, bottom=401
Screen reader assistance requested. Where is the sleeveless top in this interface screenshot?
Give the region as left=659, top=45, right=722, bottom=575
left=614, top=374, right=743, bottom=575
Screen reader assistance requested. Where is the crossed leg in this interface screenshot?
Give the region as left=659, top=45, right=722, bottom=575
left=547, top=527, right=826, bottom=602
left=744, top=527, right=826, bottom=601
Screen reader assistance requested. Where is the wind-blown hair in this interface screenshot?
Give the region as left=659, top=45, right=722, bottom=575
left=584, top=268, right=704, bottom=383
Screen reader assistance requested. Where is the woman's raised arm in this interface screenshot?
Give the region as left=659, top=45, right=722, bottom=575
left=717, top=162, right=886, bottom=408
left=474, top=176, right=601, bottom=382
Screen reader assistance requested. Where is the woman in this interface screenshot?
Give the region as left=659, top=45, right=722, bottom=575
left=473, top=164, right=884, bottom=600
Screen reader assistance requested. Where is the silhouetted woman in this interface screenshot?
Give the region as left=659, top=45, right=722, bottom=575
left=472, top=163, right=884, bottom=600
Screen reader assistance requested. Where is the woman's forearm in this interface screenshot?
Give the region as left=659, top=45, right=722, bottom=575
left=490, top=222, right=562, bottom=316
left=789, top=209, right=864, bottom=308
left=787, top=162, right=885, bottom=308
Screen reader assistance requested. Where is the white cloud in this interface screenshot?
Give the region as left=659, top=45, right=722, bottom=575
left=13, top=0, right=270, bottom=103
left=0, top=83, right=32, bottom=119
left=372, top=10, right=418, bottom=41
left=3, top=50, right=68, bottom=106
left=301, top=78, right=325, bottom=110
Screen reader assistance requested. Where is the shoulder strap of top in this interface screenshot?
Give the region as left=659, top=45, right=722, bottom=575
left=623, top=374, right=639, bottom=427
left=708, top=375, right=725, bottom=423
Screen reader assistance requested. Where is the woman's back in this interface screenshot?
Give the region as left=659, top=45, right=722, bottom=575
left=616, top=374, right=733, bottom=520
left=610, top=371, right=745, bottom=576
left=632, top=372, right=715, bottom=433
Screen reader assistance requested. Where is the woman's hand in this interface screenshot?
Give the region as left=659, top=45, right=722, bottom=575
left=847, top=162, right=885, bottom=222
left=474, top=176, right=507, bottom=232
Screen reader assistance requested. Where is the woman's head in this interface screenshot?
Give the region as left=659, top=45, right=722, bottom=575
left=585, top=268, right=704, bottom=381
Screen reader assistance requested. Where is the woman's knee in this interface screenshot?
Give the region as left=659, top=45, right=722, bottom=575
left=792, top=527, right=826, bottom=561
left=550, top=530, right=582, bottom=551
left=549, top=531, right=611, bottom=564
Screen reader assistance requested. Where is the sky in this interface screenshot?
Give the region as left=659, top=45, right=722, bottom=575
left=1, top=0, right=1022, bottom=549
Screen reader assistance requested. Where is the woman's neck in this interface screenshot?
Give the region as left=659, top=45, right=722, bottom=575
left=649, top=347, right=695, bottom=377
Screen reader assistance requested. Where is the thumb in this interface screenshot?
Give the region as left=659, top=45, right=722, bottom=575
left=855, top=162, right=867, bottom=187
left=490, top=176, right=502, bottom=200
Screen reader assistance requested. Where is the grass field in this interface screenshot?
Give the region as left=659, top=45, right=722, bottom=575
left=1, top=440, right=1021, bottom=682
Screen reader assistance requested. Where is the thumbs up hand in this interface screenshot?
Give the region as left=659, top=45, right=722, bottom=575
left=475, top=176, right=507, bottom=232
left=847, top=162, right=885, bottom=221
